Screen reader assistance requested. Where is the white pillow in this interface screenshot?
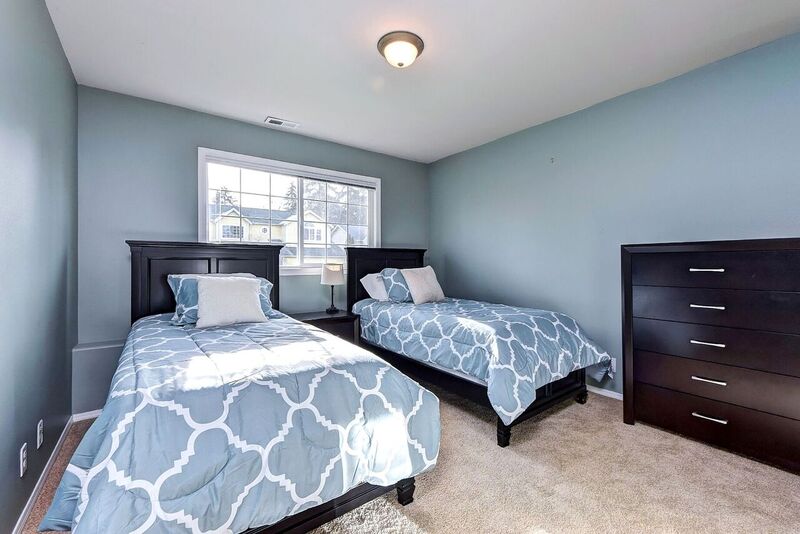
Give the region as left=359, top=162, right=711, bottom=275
left=401, top=266, right=445, bottom=305
left=196, top=277, right=268, bottom=328
left=360, top=273, right=389, bottom=301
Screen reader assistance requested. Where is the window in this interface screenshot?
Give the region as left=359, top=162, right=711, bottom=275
left=222, top=224, right=243, bottom=239
left=303, top=224, right=323, bottom=242
left=198, top=148, right=381, bottom=273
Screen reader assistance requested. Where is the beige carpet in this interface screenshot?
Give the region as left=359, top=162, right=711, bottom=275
left=25, top=389, right=800, bottom=533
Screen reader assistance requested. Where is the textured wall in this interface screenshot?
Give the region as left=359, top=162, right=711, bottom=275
left=0, top=0, right=77, bottom=529
left=429, top=33, right=800, bottom=394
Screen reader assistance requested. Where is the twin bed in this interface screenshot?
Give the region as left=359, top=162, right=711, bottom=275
left=346, top=247, right=612, bottom=447
left=41, top=242, right=439, bottom=533
left=42, top=241, right=611, bottom=533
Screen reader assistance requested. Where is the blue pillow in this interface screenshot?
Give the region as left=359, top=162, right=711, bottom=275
left=380, top=268, right=413, bottom=303
left=168, top=273, right=274, bottom=325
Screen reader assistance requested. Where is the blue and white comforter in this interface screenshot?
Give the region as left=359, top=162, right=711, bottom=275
left=41, top=314, right=440, bottom=533
left=353, top=298, right=612, bottom=425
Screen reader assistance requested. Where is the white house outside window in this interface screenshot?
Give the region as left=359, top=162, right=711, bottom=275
left=198, top=148, right=381, bottom=273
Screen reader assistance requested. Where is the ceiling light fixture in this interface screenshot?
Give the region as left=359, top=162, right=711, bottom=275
left=377, top=31, right=424, bottom=69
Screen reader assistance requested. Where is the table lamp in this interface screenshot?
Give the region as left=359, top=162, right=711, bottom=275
left=321, top=263, right=345, bottom=314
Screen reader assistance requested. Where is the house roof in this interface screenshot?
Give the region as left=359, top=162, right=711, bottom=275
left=212, top=203, right=341, bottom=227
left=211, top=203, right=292, bottom=223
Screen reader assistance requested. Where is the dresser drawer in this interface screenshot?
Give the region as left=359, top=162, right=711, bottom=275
left=633, top=318, right=800, bottom=377
left=634, top=351, right=800, bottom=420
left=631, top=250, right=800, bottom=291
left=635, top=383, right=800, bottom=472
left=632, top=286, right=800, bottom=334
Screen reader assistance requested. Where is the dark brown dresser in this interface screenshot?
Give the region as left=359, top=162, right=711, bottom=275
left=622, top=238, right=800, bottom=473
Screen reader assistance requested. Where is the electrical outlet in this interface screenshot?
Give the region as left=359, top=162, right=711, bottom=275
left=19, top=443, right=27, bottom=478
left=611, top=358, right=617, bottom=374
left=37, top=419, right=44, bottom=449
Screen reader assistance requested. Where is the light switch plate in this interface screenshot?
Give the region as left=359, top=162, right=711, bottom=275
left=37, top=419, right=44, bottom=449
left=19, top=442, right=27, bottom=478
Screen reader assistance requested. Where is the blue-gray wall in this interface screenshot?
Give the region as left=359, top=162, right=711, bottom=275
left=429, top=33, right=800, bottom=394
left=74, top=87, right=429, bottom=410
left=0, top=0, right=77, bottom=529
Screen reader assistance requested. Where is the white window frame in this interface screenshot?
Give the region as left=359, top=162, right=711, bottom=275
left=198, top=147, right=381, bottom=275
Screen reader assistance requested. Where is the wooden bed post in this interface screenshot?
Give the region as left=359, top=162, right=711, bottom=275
left=496, top=418, right=511, bottom=448
left=396, top=477, right=415, bottom=505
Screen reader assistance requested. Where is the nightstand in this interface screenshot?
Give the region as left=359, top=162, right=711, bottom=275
left=290, top=311, right=360, bottom=345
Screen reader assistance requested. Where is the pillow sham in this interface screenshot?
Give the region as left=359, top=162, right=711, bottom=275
left=196, top=277, right=267, bottom=328
left=401, top=266, right=446, bottom=305
left=380, top=268, right=413, bottom=303
left=168, top=273, right=274, bottom=325
left=360, top=273, right=389, bottom=301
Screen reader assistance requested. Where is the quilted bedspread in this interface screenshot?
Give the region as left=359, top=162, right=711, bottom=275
left=40, top=313, right=440, bottom=533
left=353, top=298, right=612, bottom=425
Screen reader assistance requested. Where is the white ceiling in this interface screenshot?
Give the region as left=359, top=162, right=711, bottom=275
left=46, top=0, right=800, bottom=163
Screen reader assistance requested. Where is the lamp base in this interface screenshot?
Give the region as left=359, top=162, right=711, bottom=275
left=326, top=284, right=339, bottom=314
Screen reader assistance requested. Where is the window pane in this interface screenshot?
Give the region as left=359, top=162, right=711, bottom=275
left=271, top=195, right=297, bottom=218
left=348, top=204, right=368, bottom=225
left=327, top=182, right=347, bottom=203
left=207, top=163, right=239, bottom=190
left=348, top=186, right=369, bottom=206
left=327, top=202, right=347, bottom=224
left=271, top=196, right=297, bottom=244
left=241, top=193, right=270, bottom=213
left=241, top=168, right=269, bottom=195
left=325, top=244, right=346, bottom=265
left=301, top=243, right=327, bottom=265
left=271, top=174, right=297, bottom=198
left=304, top=199, right=326, bottom=221
left=348, top=225, right=369, bottom=245
left=247, top=224, right=270, bottom=242
left=328, top=224, right=346, bottom=244
left=280, top=245, right=299, bottom=267
left=211, top=188, right=240, bottom=210
left=241, top=193, right=270, bottom=243
left=303, top=179, right=326, bottom=201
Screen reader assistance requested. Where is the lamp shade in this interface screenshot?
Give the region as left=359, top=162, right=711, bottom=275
left=321, top=263, right=345, bottom=286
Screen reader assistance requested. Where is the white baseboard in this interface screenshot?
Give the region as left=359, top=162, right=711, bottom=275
left=587, top=385, right=623, bottom=401
left=12, top=417, right=73, bottom=534
left=72, top=409, right=102, bottom=422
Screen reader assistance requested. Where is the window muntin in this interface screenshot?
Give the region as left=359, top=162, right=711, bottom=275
left=199, top=149, right=380, bottom=271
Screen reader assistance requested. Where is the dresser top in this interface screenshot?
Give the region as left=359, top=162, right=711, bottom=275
left=621, top=237, right=800, bottom=254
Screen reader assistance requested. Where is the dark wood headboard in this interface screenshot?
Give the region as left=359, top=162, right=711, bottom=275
left=127, top=240, right=283, bottom=323
left=346, top=247, right=426, bottom=312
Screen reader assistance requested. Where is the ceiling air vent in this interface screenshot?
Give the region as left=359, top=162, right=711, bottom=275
left=264, top=116, right=299, bottom=129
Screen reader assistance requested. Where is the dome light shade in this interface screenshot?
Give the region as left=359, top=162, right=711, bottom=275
left=377, top=31, right=424, bottom=68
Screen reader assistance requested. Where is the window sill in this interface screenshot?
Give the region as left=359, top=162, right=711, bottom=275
left=280, top=266, right=327, bottom=277
left=280, top=266, right=349, bottom=277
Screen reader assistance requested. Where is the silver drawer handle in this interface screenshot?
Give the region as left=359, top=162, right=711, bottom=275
left=690, top=339, right=726, bottom=348
left=691, top=375, right=727, bottom=387
left=689, top=268, right=725, bottom=273
left=692, top=412, right=728, bottom=425
left=690, top=304, right=726, bottom=310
